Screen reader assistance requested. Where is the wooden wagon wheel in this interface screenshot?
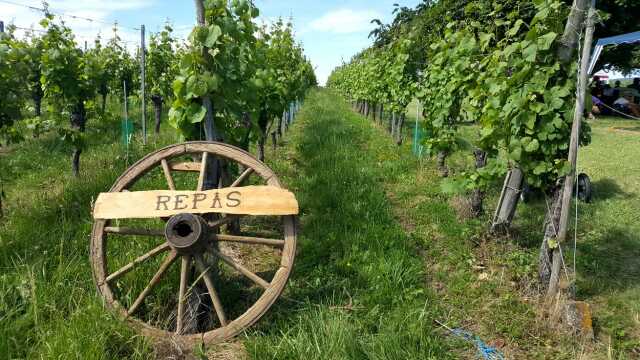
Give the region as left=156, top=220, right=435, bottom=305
left=90, top=142, right=297, bottom=345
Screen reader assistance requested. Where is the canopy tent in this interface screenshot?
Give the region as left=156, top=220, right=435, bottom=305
left=593, top=69, right=640, bottom=82
left=588, top=31, right=640, bottom=74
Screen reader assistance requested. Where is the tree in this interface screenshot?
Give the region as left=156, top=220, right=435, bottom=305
left=253, top=19, right=315, bottom=160
left=0, top=26, right=27, bottom=145
left=21, top=32, right=45, bottom=118
left=40, top=12, right=98, bottom=176
left=147, top=23, right=178, bottom=134
left=87, top=36, right=115, bottom=114
left=170, top=0, right=258, bottom=143
left=593, top=0, right=640, bottom=72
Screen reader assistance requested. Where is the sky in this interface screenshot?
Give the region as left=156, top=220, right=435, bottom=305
left=0, top=0, right=422, bottom=85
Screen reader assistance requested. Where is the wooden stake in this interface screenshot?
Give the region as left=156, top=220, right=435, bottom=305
left=547, top=0, right=597, bottom=299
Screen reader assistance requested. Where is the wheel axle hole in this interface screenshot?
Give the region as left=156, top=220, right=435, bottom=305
left=174, top=221, right=194, bottom=238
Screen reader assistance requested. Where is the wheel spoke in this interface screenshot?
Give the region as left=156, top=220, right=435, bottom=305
left=104, top=227, right=164, bottom=236
left=230, top=168, right=254, bottom=188
left=197, top=152, right=209, bottom=191
left=161, top=159, right=176, bottom=191
left=104, top=243, right=170, bottom=284
left=176, top=255, right=191, bottom=334
left=207, top=215, right=242, bottom=229
left=194, top=254, right=228, bottom=326
left=216, top=234, right=285, bottom=247
left=127, top=251, right=178, bottom=316
left=170, top=162, right=201, bottom=172
left=210, top=248, right=270, bottom=289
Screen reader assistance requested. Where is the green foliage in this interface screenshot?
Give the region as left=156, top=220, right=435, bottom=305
left=253, top=19, right=316, bottom=137
left=331, top=0, right=594, bottom=191
left=147, top=23, right=179, bottom=101
left=169, top=1, right=315, bottom=146
left=169, top=0, right=259, bottom=140
left=416, top=25, right=481, bottom=156
left=40, top=14, right=95, bottom=114
left=467, top=0, right=591, bottom=189
left=39, top=13, right=98, bottom=152
left=327, top=35, right=418, bottom=115
left=16, top=32, right=45, bottom=112
left=593, top=0, right=640, bottom=72
left=0, top=27, right=28, bottom=144
left=107, top=29, right=139, bottom=98
left=85, top=35, right=118, bottom=106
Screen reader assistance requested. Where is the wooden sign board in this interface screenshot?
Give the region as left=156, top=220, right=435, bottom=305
left=94, top=186, right=298, bottom=220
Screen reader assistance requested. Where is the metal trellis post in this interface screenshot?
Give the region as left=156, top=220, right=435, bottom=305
left=140, top=24, right=147, bottom=145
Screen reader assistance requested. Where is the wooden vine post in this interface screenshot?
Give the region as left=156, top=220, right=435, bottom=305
left=90, top=142, right=299, bottom=345
left=194, top=0, right=221, bottom=190
left=546, top=0, right=597, bottom=300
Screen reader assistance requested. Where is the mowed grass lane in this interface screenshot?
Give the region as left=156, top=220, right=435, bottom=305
left=245, top=89, right=452, bottom=359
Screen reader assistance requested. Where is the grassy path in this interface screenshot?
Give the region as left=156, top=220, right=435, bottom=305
left=245, top=89, right=452, bottom=359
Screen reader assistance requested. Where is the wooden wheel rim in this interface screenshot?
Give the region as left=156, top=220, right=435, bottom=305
left=90, top=141, right=297, bottom=345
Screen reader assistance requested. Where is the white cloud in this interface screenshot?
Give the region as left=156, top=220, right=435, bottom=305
left=309, top=8, right=382, bottom=34
left=1, top=0, right=152, bottom=50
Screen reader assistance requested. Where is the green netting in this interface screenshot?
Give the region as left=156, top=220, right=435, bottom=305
left=121, top=118, right=134, bottom=146
left=413, top=122, right=425, bottom=157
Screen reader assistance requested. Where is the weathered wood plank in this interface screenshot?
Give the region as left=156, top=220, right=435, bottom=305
left=94, top=186, right=298, bottom=219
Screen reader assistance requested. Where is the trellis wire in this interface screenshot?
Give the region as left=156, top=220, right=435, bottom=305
left=0, top=0, right=140, bottom=31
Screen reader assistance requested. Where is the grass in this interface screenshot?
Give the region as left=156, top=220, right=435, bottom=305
left=0, top=98, right=178, bottom=359
left=0, top=91, right=638, bottom=359
left=245, top=90, right=452, bottom=359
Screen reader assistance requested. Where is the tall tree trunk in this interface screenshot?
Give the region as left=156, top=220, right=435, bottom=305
left=437, top=150, right=449, bottom=178
left=372, top=103, right=377, bottom=121
left=395, top=114, right=405, bottom=145
left=70, top=101, right=86, bottom=177
left=271, top=131, right=277, bottom=151
left=151, top=95, right=163, bottom=135
left=379, top=104, right=384, bottom=124
left=471, top=149, right=487, bottom=217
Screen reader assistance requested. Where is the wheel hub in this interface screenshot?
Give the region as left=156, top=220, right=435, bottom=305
left=164, top=213, right=209, bottom=253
